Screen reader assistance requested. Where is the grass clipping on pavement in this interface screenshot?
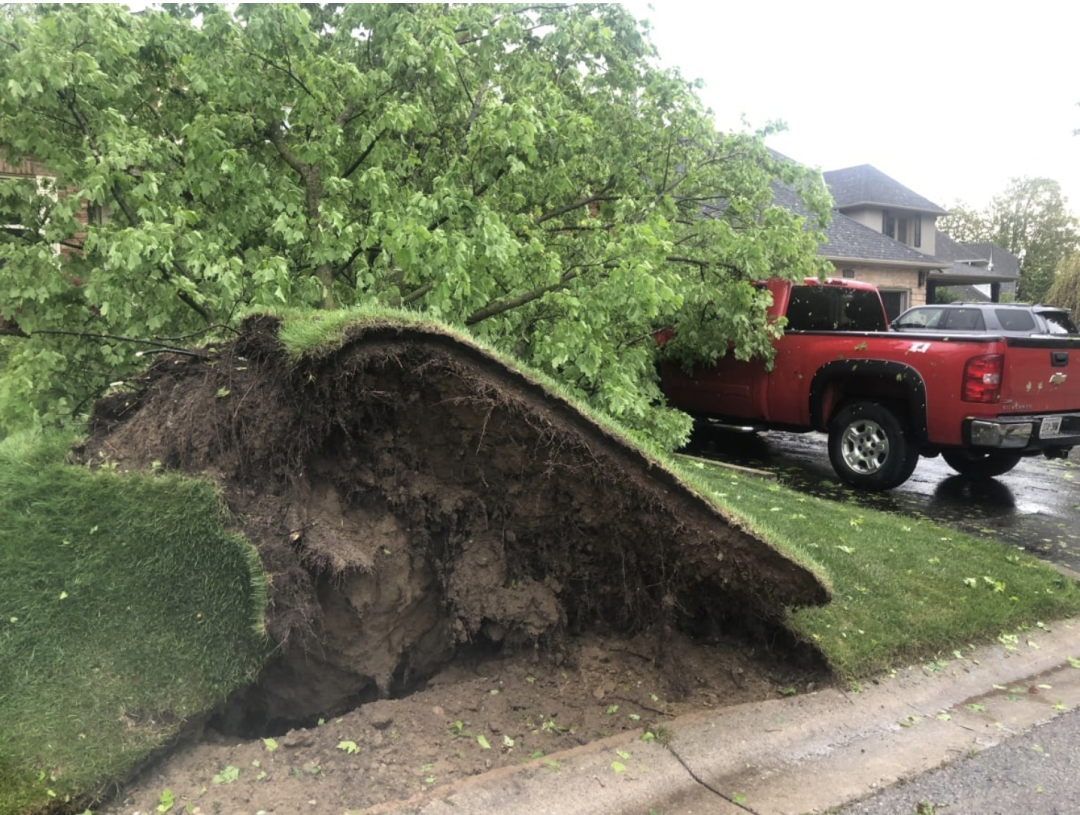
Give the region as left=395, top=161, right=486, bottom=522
left=0, top=432, right=269, bottom=815
left=679, top=457, right=1080, bottom=678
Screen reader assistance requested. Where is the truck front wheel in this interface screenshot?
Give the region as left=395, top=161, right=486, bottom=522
left=941, top=450, right=1022, bottom=479
left=828, top=401, right=919, bottom=490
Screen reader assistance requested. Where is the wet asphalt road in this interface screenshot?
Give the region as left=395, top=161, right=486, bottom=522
left=687, top=428, right=1080, bottom=573
left=838, top=706, right=1080, bottom=815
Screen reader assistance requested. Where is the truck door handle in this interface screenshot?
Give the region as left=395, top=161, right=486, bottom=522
left=1051, top=351, right=1069, bottom=367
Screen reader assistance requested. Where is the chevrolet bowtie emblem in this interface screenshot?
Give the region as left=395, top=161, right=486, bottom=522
left=1050, top=372, right=1067, bottom=387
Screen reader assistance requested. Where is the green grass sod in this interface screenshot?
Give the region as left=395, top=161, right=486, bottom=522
left=677, top=456, right=1080, bottom=678
left=0, top=432, right=270, bottom=814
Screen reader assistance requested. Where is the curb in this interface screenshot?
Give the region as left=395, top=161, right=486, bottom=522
left=361, top=618, right=1080, bottom=815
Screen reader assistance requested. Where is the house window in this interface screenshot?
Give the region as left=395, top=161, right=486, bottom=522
left=2, top=208, right=26, bottom=239
left=1, top=175, right=21, bottom=238
left=882, top=210, right=914, bottom=246
left=1, top=173, right=59, bottom=254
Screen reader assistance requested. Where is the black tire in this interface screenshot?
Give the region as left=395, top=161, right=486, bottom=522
left=827, top=400, right=919, bottom=491
left=941, top=449, right=1022, bottom=479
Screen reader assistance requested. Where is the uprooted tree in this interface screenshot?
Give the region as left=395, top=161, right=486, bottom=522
left=0, top=3, right=831, bottom=444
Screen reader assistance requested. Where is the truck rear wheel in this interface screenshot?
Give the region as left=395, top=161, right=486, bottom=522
left=828, top=401, right=919, bottom=490
left=941, top=450, right=1022, bottom=479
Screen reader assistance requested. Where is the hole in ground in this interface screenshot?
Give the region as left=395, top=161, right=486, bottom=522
left=210, top=603, right=826, bottom=740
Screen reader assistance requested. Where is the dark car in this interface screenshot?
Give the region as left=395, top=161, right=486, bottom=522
left=891, top=303, right=1079, bottom=337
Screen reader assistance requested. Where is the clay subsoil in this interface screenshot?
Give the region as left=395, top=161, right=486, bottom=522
left=79, top=315, right=830, bottom=814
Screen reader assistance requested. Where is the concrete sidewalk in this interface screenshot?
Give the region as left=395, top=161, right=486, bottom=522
left=365, top=618, right=1080, bottom=815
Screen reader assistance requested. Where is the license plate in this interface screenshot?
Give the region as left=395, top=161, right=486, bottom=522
left=1042, top=416, right=1062, bottom=437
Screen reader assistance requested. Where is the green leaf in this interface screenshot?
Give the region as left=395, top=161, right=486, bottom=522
left=157, top=788, right=175, bottom=813
left=262, top=737, right=278, bottom=752
left=337, top=740, right=360, bottom=754
left=476, top=734, right=491, bottom=750
left=212, top=766, right=239, bottom=785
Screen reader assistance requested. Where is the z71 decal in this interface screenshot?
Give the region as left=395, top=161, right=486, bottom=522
left=908, top=342, right=931, bottom=353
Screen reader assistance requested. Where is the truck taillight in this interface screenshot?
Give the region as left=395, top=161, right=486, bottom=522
left=962, top=354, right=1003, bottom=403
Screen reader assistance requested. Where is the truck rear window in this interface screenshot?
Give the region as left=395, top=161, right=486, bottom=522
left=786, top=287, right=887, bottom=332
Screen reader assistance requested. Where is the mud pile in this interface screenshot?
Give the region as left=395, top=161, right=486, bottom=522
left=81, top=314, right=827, bottom=727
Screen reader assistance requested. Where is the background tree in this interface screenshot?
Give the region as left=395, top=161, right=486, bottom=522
left=941, top=178, right=1079, bottom=303
left=1045, top=253, right=1080, bottom=314
left=936, top=200, right=988, bottom=245
left=0, top=3, right=830, bottom=445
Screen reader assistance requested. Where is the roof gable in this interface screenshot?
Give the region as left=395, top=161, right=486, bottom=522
left=823, top=165, right=948, bottom=216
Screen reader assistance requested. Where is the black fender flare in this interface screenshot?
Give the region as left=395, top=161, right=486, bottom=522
left=808, top=359, right=928, bottom=440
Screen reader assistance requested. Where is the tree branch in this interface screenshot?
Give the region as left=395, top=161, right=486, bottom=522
left=465, top=268, right=583, bottom=325
left=536, top=177, right=617, bottom=224
left=402, top=281, right=434, bottom=304
left=0, top=325, right=208, bottom=356
left=666, top=255, right=709, bottom=268
left=236, top=45, right=318, bottom=104
left=266, top=120, right=308, bottom=176
left=340, top=128, right=384, bottom=180
left=334, top=242, right=374, bottom=282
left=453, top=7, right=568, bottom=45
left=267, top=121, right=334, bottom=307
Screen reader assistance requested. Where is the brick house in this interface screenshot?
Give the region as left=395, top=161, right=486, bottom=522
left=0, top=153, right=92, bottom=256
left=775, top=162, right=1018, bottom=321
left=0, top=154, right=44, bottom=239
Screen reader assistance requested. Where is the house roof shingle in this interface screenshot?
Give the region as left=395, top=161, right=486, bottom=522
left=933, top=230, right=985, bottom=263
left=823, top=165, right=949, bottom=216
left=929, top=232, right=1019, bottom=283
left=770, top=182, right=944, bottom=268
left=961, top=241, right=1021, bottom=279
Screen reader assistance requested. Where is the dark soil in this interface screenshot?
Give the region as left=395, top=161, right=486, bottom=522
left=80, top=314, right=830, bottom=813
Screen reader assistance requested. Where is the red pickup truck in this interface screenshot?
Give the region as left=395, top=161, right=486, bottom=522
left=658, top=278, right=1080, bottom=490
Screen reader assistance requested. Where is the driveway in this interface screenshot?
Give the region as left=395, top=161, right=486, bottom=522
left=688, top=428, right=1080, bottom=573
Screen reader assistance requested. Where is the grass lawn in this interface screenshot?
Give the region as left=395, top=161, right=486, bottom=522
left=676, top=456, right=1080, bottom=678
left=0, top=433, right=270, bottom=815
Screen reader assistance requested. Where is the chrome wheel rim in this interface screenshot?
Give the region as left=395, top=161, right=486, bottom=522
left=840, top=419, right=889, bottom=474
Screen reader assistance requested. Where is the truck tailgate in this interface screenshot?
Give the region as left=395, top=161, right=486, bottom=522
left=1000, top=338, right=1080, bottom=414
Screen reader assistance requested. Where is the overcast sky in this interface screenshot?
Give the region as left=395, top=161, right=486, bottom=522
left=624, top=0, right=1080, bottom=214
